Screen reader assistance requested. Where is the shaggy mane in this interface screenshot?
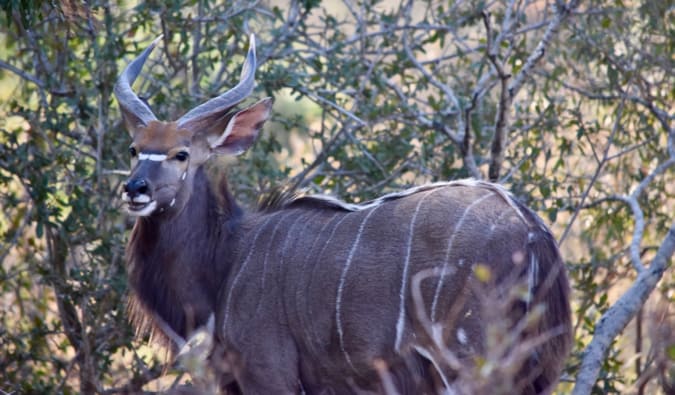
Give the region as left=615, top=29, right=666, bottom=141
left=257, top=178, right=529, bottom=215
left=256, top=184, right=306, bottom=212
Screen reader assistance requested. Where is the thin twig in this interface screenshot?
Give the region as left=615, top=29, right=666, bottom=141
left=399, top=1, right=483, bottom=179
left=0, top=59, right=45, bottom=88
left=508, top=0, right=581, bottom=100
left=190, top=0, right=204, bottom=97
left=559, top=94, right=627, bottom=245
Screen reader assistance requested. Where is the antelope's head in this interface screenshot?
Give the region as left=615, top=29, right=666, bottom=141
left=114, top=35, right=272, bottom=217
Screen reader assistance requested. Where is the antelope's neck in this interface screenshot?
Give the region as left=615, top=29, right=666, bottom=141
left=126, top=167, right=241, bottom=339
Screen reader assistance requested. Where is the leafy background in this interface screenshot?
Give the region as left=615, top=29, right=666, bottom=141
left=0, top=0, right=672, bottom=394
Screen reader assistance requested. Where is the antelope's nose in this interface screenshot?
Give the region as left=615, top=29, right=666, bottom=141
left=124, top=178, right=149, bottom=198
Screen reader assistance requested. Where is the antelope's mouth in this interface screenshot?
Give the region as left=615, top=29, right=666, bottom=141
left=127, top=200, right=157, bottom=215
left=122, top=193, right=157, bottom=216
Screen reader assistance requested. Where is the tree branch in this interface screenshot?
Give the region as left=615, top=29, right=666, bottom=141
left=507, top=0, right=581, bottom=100
left=460, top=101, right=482, bottom=179
left=482, top=11, right=512, bottom=182
left=556, top=79, right=672, bottom=137
left=572, top=223, right=675, bottom=395
left=190, top=0, right=204, bottom=97
left=488, top=0, right=582, bottom=180
left=571, top=98, right=675, bottom=390
left=0, top=59, right=45, bottom=88
left=399, top=1, right=482, bottom=179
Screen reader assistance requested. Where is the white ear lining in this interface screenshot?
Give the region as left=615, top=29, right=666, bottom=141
left=206, top=113, right=238, bottom=149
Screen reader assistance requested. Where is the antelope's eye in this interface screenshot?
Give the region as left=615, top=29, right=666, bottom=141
left=174, top=151, right=189, bottom=162
left=129, top=147, right=137, bottom=157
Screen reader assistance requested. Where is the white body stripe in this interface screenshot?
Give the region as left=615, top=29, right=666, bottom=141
left=306, top=214, right=350, bottom=349
left=138, top=152, right=168, bottom=161
left=223, top=214, right=280, bottom=327
left=486, top=209, right=513, bottom=237
left=431, top=192, right=494, bottom=322
left=336, top=207, right=379, bottom=371
left=279, top=212, right=308, bottom=268
left=259, top=212, right=303, bottom=293
left=296, top=211, right=337, bottom=353
left=527, top=251, right=539, bottom=307
left=302, top=212, right=341, bottom=266
left=395, top=190, right=437, bottom=351
left=315, top=215, right=351, bottom=262
left=430, top=259, right=453, bottom=323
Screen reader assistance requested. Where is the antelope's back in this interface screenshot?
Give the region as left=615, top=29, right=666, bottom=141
left=220, top=180, right=571, bottom=392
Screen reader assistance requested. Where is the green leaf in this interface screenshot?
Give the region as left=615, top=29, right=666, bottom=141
left=668, top=345, right=675, bottom=361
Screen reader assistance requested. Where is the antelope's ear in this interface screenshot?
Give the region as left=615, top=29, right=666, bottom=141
left=206, top=97, right=273, bottom=156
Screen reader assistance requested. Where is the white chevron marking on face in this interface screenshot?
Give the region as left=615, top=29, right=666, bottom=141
left=138, top=153, right=167, bottom=161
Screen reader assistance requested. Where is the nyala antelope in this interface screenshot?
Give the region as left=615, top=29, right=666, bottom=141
left=116, top=35, right=571, bottom=394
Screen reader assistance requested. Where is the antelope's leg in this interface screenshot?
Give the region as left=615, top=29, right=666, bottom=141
left=230, top=335, right=300, bottom=394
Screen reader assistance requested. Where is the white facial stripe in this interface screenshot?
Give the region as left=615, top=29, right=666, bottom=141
left=138, top=153, right=168, bottom=161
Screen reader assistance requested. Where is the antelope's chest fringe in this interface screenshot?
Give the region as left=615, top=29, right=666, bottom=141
left=125, top=184, right=237, bottom=347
